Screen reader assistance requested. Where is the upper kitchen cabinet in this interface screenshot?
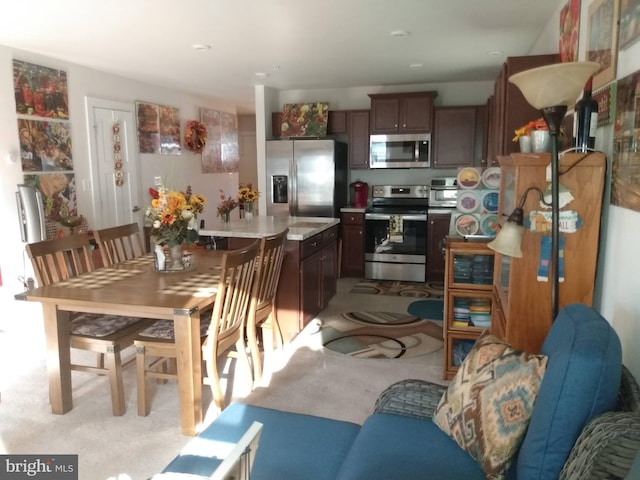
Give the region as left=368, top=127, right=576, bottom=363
left=368, top=91, right=437, bottom=134
left=347, top=110, right=370, bottom=169
left=486, top=54, right=560, bottom=164
left=432, top=106, right=487, bottom=168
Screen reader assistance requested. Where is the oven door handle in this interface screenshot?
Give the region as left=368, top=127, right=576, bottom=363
left=365, top=213, right=427, bottom=221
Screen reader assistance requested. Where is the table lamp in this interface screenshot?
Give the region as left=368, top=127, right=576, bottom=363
left=489, top=61, right=600, bottom=320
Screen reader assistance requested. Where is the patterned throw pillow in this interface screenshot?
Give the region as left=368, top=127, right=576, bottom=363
left=433, top=331, right=548, bottom=480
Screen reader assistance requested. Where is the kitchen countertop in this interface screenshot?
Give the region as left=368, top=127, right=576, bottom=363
left=340, top=206, right=367, bottom=213
left=199, top=215, right=340, bottom=241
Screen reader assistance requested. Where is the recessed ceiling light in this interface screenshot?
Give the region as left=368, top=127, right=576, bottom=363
left=192, top=44, right=212, bottom=51
left=390, top=30, right=410, bottom=38
left=409, top=63, right=424, bottom=70
left=255, top=72, right=269, bottom=78
left=488, top=51, right=504, bottom=56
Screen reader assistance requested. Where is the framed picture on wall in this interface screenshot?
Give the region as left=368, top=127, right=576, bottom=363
left=559, top=0, right=581, bottom=62
left=587, top=0, right=621, bottom=89
left=619, top=0, right=640, bottom=49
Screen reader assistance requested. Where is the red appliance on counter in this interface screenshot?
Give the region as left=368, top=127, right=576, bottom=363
left=350, top=181, right=369, bottom=208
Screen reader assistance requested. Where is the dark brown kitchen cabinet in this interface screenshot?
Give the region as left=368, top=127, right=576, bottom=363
left=486, top=54, right=560, bottom=164
left=340, top=212, right=365, bottom=277
left=272, top=112, right=283, bottom=138
left=347, top=110, right=370, bottom=169
left=229, top=225, right=339, bottom=342
left=432, top=107, right=482, bottom=168
left=426, top=212, right=451, bottom=283
left=368, top=91, right=437, bottom=134
left=301, top=226, right=339, bottom=324
left=327, top=110, right=347, bottom=134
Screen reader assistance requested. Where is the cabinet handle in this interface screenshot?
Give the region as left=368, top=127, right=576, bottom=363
left=402, top=123, right=406, bottom=128
left=394, top=123, right=398, bottom=128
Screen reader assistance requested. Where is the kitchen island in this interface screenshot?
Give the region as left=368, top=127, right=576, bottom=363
left=200, top=216, right=340, bottom=342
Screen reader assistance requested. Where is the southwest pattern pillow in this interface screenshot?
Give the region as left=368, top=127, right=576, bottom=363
left=433, top=331, right=548, bottom=479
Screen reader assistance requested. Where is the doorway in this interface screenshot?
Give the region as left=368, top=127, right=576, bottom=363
left=85, top=98, right=142, bottom=231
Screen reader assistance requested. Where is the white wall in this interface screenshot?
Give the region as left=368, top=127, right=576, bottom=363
left=0, top=45, right=240, bottom=306
left=530, top=1, right=640, bottom=377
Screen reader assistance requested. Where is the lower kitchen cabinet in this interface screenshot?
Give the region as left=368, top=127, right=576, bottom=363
left=228, top=225, right=339, bottom=342
left=340, top=212, right=365, bottom=277
left=443, top=238, right=494, bottom=380
left=426, top=211, right=451, bottom=283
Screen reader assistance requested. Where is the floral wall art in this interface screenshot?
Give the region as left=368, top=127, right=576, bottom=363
left=280, top=102, right=329, bottom=137
left=559, top=0, right=581, bottom=62
left=200, top=107, right=239, bottom=173
left=136, top=101, right=181, bottom=155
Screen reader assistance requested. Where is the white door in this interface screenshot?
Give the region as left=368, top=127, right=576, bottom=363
left=86, top=98, right=142, bottom=230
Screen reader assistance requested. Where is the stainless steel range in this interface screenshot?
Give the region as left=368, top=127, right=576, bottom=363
left=364, top=185, right=429, bottom=282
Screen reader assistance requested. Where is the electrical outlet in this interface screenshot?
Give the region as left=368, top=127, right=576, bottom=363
left=153, top=176, right=163, bottom=186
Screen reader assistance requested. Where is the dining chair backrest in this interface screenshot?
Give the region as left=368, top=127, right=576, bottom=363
left=93, top=223, right=145, bottom=267
left=207, top=239, right=261, bottom=355
left=26, top=234, right=95, bottom=286
left=251, top=228, right=288, bottom=316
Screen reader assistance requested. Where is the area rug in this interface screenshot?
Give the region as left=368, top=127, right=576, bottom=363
left=350, top=280, right=444, bottom=299
left=311, top=311, right=443, bottom=359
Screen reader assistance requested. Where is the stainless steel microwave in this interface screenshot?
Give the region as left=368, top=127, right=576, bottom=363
left=369, top=133, right=431, bottom=169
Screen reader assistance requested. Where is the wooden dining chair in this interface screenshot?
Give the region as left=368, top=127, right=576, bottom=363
left=93, top=222, right=146, bottom=267
left=134, top=239, right=261, bottom=415
left=25, top=233, right=153, bottom=416
left=245, top=228, right=288, bottom=385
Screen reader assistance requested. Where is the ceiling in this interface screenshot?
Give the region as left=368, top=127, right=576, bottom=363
left=0, top=0, right=562, bottom=114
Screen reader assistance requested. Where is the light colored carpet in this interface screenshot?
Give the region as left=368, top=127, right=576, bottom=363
left=0, top=279, right=447, bottom=479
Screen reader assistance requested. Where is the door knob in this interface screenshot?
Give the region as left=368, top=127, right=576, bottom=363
left=132, top=205, right=141, bottom=212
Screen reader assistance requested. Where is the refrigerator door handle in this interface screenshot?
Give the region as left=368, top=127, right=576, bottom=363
left=290, top=156, right=297, bottom=216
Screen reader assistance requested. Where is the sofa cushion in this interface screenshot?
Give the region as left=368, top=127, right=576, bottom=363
left=513, top=303, right=622, bottom=480
left=336, top=413, right=486, bottom=480
left=432, top=331, right=548, bottom=479
left=162, top=403, right=361, bottom=480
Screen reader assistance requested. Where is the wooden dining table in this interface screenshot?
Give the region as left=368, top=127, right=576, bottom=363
left=20, top=248, right=225, bottom=436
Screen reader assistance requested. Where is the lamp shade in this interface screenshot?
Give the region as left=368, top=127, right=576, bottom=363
left=487, top=221, right=525, bottom=258
left=509, top=62, right=600, bottom=109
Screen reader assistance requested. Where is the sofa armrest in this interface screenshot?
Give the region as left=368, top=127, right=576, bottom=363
left=559, top=411, right=640, bottom=479
left=560, top=365, right=640, bottom=480
left=373, top=379, right=446, bottom=420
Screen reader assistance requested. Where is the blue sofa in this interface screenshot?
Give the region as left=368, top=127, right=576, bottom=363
left=159, top=304, right=625, bottom=479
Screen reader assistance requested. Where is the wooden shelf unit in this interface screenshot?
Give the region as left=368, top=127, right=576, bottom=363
left=492, top=152, right=606, bottom=353
left=443, top=238, right=495, bottom=380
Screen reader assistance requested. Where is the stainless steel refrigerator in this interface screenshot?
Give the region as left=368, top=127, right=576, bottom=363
left=266, top=139, right=348, bottom=217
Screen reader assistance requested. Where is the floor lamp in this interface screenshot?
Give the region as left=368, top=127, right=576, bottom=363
left=489, top=61, right=600, bottom=321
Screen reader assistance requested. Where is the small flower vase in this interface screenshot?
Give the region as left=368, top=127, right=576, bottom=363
left=531, top=130, right=551, bottom=153
left=221, top=212, right=230, bottom=224
left=519, top=135, right=532, bottom=153
left=245, top=201, right=253, bottom=219
left=167, top=244, right=184, bottom=271
left=153, top=244, right=166, bottom=271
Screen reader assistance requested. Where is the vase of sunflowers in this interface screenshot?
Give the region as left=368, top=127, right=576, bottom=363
left=238, top=183, right=260, bottom=219
left=145, top=185, right=206, bottom=271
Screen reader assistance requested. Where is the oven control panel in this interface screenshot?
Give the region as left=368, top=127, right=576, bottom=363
left=371, top=185, right=429, bottom=198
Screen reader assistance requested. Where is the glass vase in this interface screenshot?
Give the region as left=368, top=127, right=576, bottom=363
left=221, top=212, right=230, bottom=224
left=245, top=201, right=253, bottom=219
left=167, top=244, right=184, bottom=271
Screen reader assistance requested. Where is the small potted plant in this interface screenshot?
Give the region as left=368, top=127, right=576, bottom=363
left=217, top=189, right=238, bottom=223
left=513, top=118, right=549, bottom=153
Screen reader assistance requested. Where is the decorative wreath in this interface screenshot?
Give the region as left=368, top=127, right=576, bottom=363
left=184, top=120, right=208, bottom=153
